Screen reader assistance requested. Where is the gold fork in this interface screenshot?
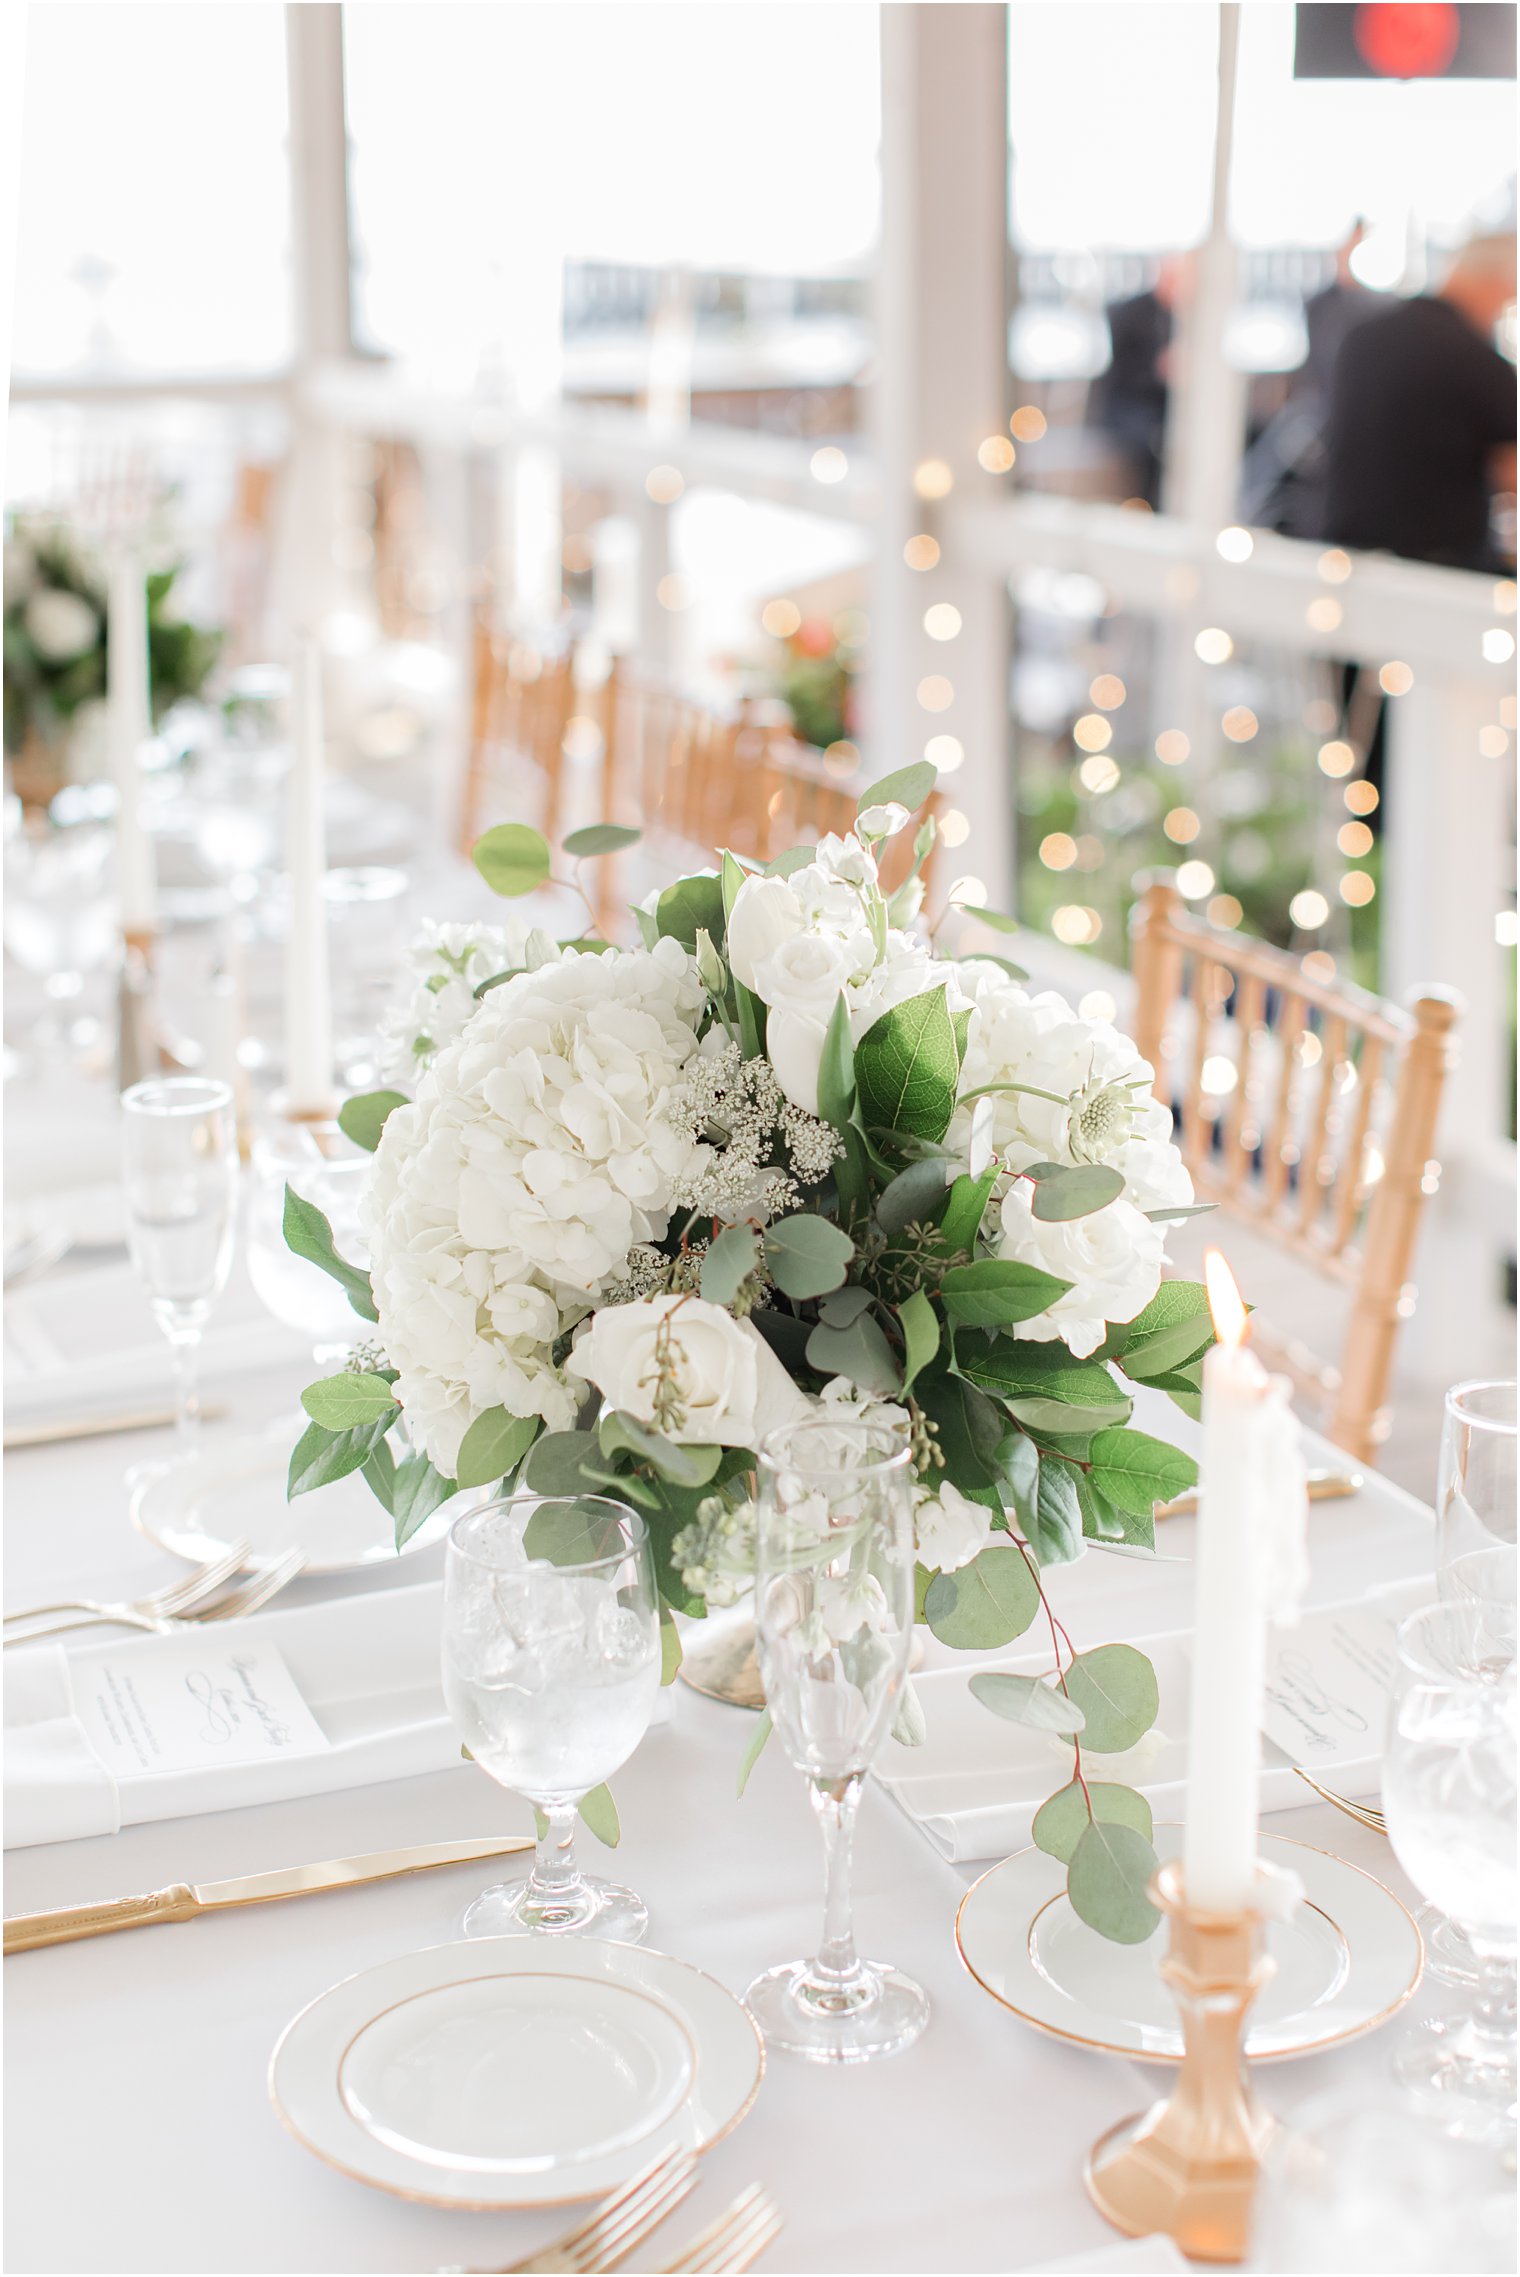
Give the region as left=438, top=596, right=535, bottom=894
left=192, top=1550, right=306, bottom=1625
left=1292, top=1767, right=1387, bottom=1831
left=3, top=1541, right=253, bottom=1638
left=502, top=2147, right=699, bottom=2275
left=5, top=1547, right=302, bottom=1641
left=658, top=2185, right=782, bottom=2274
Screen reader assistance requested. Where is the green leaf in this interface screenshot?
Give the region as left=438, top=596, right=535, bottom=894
left=1087, top=1427, right=1198, bottom=1519
left=855, top=985, right=960, bottom=1145
left=914, top=1366, right=1003, bottom=1489
left=472, top=965, right=528, bottom=1001
left=1028, top=1455, right=1084, bottom=1566
left=923, top=1545, right=1040, bottom=1649
left=857, top=761, right=936, bottom=816
left=816, top=1284, right=874, bottom=1327
left=1022, top=1161, right=1126, bottom=1223
left=1068, top=1819, right=1160, bottom=1943
left=598, top=1411, right=723, bottom=1490
left=1144, top=1202, right=1217, bottom=1224
left=522, top=1496, right=630, bottom=1566
left=1074, top=1466, right=1146, bottom=1547
left=897, top=1289, right=940, bottom=1395
left=764, top=1214, right=855, bottom=1301
left=337, top=1089, right=407, bottom=1153
left=455, top=1408, right=541, bottom=1491
left=659, top=1609, right=683, bottom=1686
left=890, top=1675, right=927, bottom=1746
left=287, top=1414, right=393, bottom=1500
left=940, top=1259, right=1071, bottom=1329
left=959, top=906, right=1021, bottom=935
left=562, top=823, right=641, bottom=858
left=700, top=1225, right=761, bottom=1307
left=958, top=1338, right=1131, bottom=1436
left=816, top=993, right=856, bottom=1129
left=969, top=1669, right=1085, bottom=1733
left=874, top=1157, right=952, bottom=1237
left=1000, top=1428, right=1041, bottom=1525
left=720, top=848, right=751, bottom=921
left=1033, top=1779, right=1155, bottom=1866
left=392, top=1452, right=457, bottom=1548
left=281, top=1186, right=378, bottom=1322
left=766, top=846, right=814, bottom=879
left=737, top=1708, right=773, bottom=1796
left=472, top=822, right=552, bottom=898
left=962, top=951, right=1028, bottom=983
left=299, top=1372, right=400, bottom=1431
left=361, top=1435, right=397, bottom=1515
left=939, top=1166, right=999, bottom=1255
left=578, top=1783, right=621, bottom=1847
left=522, top=1430, right=614, bottom=1498
left=805, top=1309, right=901, bottom=1397
left=655, top=872, right=725, bottom=951
left=1064, top=1644, right=1160, bottom=1754
left=1117, top=1283, right=1218, bottom=1380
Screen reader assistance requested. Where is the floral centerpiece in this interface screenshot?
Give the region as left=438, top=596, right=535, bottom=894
left=283, top=769, right=1219, bottom=1943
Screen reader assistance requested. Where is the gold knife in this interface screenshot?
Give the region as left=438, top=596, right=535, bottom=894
left=4, top=1402, right=229, bottom=1450
left=1156, top=1467, right=1362, bottom=1520
left=3, top=1834, right=534, bottom=1954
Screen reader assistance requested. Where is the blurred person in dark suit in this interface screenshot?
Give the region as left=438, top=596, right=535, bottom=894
left=1300, top=220, right=1380, bottom=411
left=1089, top=255, right=1192, bottom=509
left=1320, top=233, right=1516, bottom=571
left=1241, top=223, right=1384, bottom=537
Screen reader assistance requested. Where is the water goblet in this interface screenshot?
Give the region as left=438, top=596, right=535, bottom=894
left=245, top=1119, right=373, bottom=1367
left=1383, top=1600, right=1517, bottom=2145
left=121, top=1077, right=239, bottom=1451
left=3, top=813, right=119, bottom=1064
left=744, top=1414, right=929, bottom=2063
left=442, top=1494, right=661, bottom=1943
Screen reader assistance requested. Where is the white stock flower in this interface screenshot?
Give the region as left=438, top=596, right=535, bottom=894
left=996, top=1182, right=1165, bottom=1358
left=568, top=1294, right=810, bottom=1446
left=377, top=919, right=533, bottom=1086
left=915, top=1481, right=998, bottom=1573
left=363, top=938, right=709, bottom=1472
left=24, top=588, right=98, bottom=663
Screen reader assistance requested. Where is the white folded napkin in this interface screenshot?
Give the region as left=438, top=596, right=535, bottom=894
left=4, top=1260, right=307, bottom=1428
left=4, top=1581, right=454, bottom=1848
left=877, top=1602, right=1395, bottom=1865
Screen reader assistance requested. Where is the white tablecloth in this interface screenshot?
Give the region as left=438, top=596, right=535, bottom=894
left=2, top=1146, right=1451, bottom=2275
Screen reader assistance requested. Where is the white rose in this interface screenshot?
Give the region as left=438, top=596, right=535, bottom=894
left=811, top=831, right=877, bottom=888
left=567, top=1295, right=809, bottom=1447
left=766, top=1005, right=829, bottom=1115
left=726, top=874, right=803, bottom=992
left=996, top=1184, right=1165, bottom=1359
left=915, top=1481, right=997, bottom=1574
left=751, top=930, right=853, bottom=1021
left=24, top=588, right=98, bottom=663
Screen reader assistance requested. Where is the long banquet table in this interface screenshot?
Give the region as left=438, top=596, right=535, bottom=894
left=3, top=1081, right=1449, bottom=2275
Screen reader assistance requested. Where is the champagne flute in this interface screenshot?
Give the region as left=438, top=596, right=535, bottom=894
left=120, top=1077, right=238, bottom=1451
left=745, top=1413, right=929, bottom=2063
left=442, top=1494, right=661, bottom=1943
left=1383, top=1600, right=1517, bottom=2145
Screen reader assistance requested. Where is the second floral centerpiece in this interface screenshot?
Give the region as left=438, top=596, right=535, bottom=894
left=284, top=766, right=1217, bottom=1942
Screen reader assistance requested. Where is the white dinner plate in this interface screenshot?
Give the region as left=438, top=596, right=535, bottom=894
left=129, top=1423, right=459, bottom=1576
left=956, top=1827, right=1421, bottom=2063
left=270, top=1938, right=764, bottom=2209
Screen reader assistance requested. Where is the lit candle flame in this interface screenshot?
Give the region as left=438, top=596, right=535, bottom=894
left=1204, top=1249, right=1248, bottom=1348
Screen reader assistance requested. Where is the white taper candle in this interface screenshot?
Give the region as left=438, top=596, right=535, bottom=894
left=106, top=547, right=156, bottom=936
left=283, top=640, right=335, bottom=1115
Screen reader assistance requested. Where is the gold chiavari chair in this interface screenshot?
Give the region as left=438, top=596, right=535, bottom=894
left=1130, top=870, right=1461, bottom=1462
left=458, top=614, right=578, bottom=855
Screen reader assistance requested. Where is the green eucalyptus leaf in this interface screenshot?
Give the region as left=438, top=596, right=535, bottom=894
left=923, top=1545, right=1040, bottom=1650
left=959, top=905, right=1021, bottom=935
left=1144, top=1202, right=1218, bottom=1224
left=522, top=1496, right=629, bottom=1566
left=737, top=1708, right=773, bottom=1796
left=1064, top=1644, right=1160, bottom=1754
left=562, top=823, right=641, bottom=859
left=897, top=1288, right=940, bottom=1395
left=1022, top=1161, right=1126, bottom=1223
left=455, top=1407, right=541, bottom=1491
left=700, top=1224, right=761, bottom=1307
left=855, top=985, right=960, bottom=1145
left=874, top=1156, right=952, bottom=1236
left=940, top=1258, right=1071, bottom=1330
left=472, top=822, right=552, bottom=898
left=913, top=1366, right=1003, bottom=1489
left=299, top=1372, right=400, bottom=1431
left=969, top=1669, right=1085, bottom=1733
left=1033, top=1779, right=1154, bottom=1865
left=522, top=1430, right=614, bottom=1498
left=805, top=1309, right=901, bottom=1397
left=655, top=873, right=725, bottom=951
left=281, top=1187, right=378, bottom=1322
left=816, top=1284, right=874, bottom=1328
left=598, top=1412, right=723, bottom=1489
left=856, top=761, right=936, bottom=816
left=578, top=1783, right=621, bottom=1847
left=1067, top=1819, right=1160, bottom=1943
left=1000, top=1429, right=1041, bottom=1528
left=1087, top=1427, right=1198, bottom=1518
left=766, top=846, right=814, bottom=879
left=660, top=1609, right=683, bottom=1686
left=1027, top=1455, right=1084, bottom=1567
left=764, top=1214, right=854, bottom=1301
left=337, top=1089, right=407, bottom=1153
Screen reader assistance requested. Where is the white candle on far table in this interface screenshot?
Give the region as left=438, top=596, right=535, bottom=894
left=1183, top=1250, right=1306, bottom=1914
left=283, top=640, right=335, bottom=1115
left=106, top=547, right=156, bottom=937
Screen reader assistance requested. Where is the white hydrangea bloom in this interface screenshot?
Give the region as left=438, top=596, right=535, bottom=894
left=363, top=937, right=710, bottom=1472
left=377, top=919, right=533, bottom=1087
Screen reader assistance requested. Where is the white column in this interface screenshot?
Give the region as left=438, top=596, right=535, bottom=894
left=1163, top=2, right=1246, bottom=533
left=872, top=2, right=1012, bottom=911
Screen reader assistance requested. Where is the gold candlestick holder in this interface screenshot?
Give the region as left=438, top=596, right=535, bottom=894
left=1085, top=1859, right=1278, bottom=2265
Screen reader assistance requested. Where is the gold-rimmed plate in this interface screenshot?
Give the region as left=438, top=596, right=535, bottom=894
left=269, top=1937, right=763, bottom=2209
left=955, top=1827, right=1420, bottom=2063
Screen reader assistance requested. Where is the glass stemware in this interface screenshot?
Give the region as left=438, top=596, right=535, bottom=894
left=744, top=1413, right=929, bottom=2064
left=442, top=1494, right=661, bottom=1943
left=120, top=1077, right=238, bottom=1451
left=245, top=1119, right=373, bottom=1367
left=3, top=812, right=119, bottom=1064
left=1383, top=1600, right=1517, bottom=2145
